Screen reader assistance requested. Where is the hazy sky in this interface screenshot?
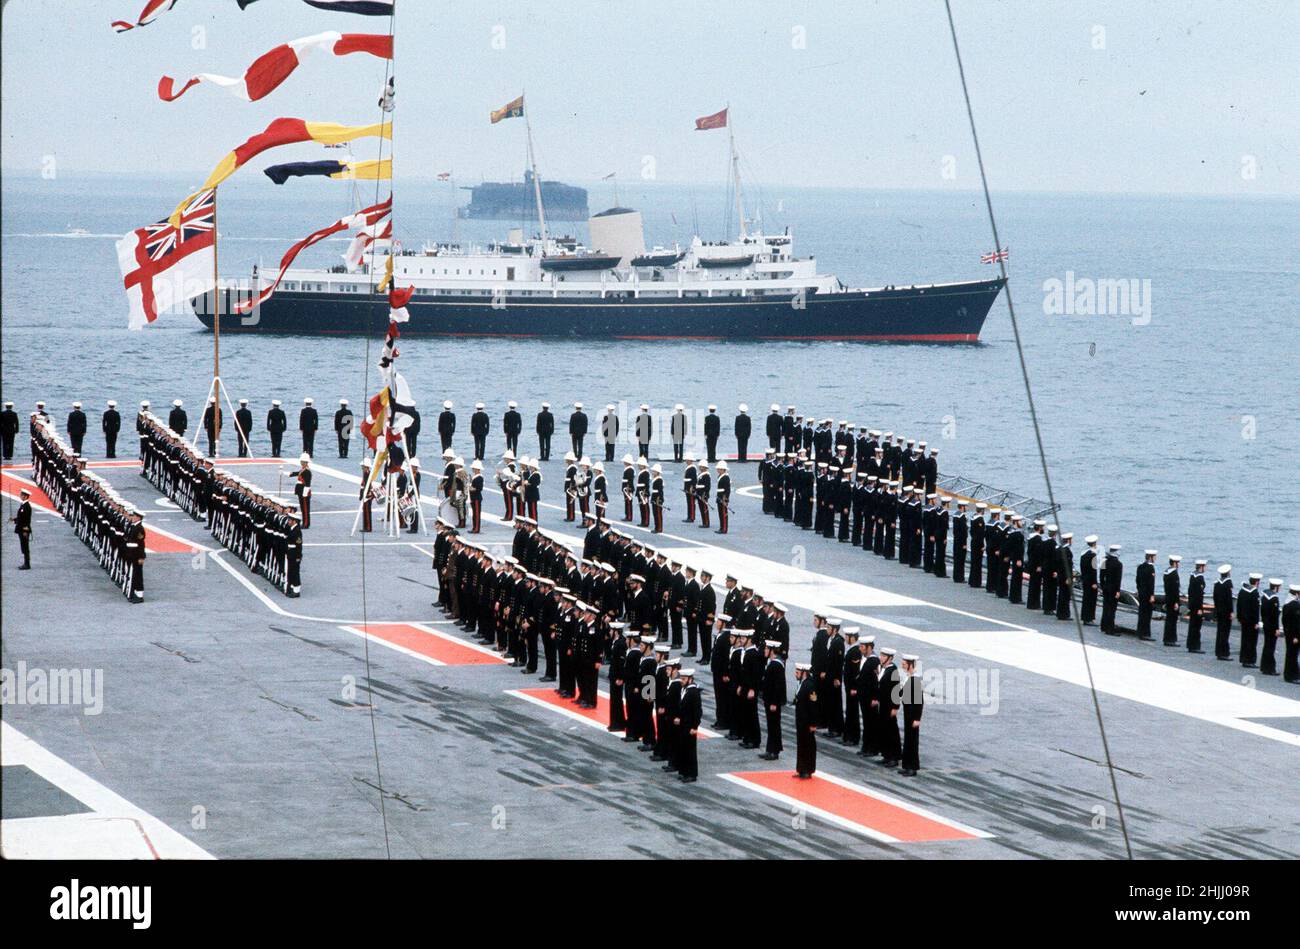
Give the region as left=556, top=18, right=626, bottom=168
left=2, top=0, right=1297, bottom=194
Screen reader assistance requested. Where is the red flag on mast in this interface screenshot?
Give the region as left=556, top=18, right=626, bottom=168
left=695, top=107, right=728, bottom=131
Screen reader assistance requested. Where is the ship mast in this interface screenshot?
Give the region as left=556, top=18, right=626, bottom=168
left=728, top=103, right=746, bottom=239
left=522, top=93, right=549, bottom=251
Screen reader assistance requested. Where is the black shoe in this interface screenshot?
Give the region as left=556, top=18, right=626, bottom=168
left=796, top=772, right=811, bottom=780
left=681, top=651, right=696, bottom=658
left=1262, top=670, right=1279, bottom=676
left=621, top=736, right=640, bottom=743
left=1188, top=648, right=1205, bottom=654
left=538, top=675, right=556, bottom=682
left=1242, top=663, right=1257, bottom=669
left=18, top=564, right=31, bottom=570
left=607, top=725, right=622, bottom=732
left=680, top=776, right=697, bottom=783
left=900, top=769, right=917, bottom=777
left=1164, top=641, right=1178, bottom=647
left=760, top=753, right=778, bottom=761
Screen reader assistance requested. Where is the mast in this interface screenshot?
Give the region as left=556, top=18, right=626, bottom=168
left=728, top=104, right=745, bottom=239
left=211, top=189, right=222, bottom=450
left=522, top=94, right=549, bottom=251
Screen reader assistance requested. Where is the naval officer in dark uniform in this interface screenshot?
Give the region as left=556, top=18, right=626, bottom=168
left=266, top=399, right=287, bottom=456
left=1135, top=549, right=1158, bottom=640
left=0, top=401, right=18, bottom=459
left=1079, top=535, right=1100, bottom=624
left=734, top=404, right=751, bottom=462
left=438, top=400, right=457, bottom=452
left=101, top=400, right=121, bottom=458
left=11, top=488, right=33, bottom=569
left=298, top=397, right=318, bottom=456
left=470, top=402, right=490, bottom=460
left=235, top=399, right=253, bottom=456
left=66, top=402, right=88, bottom=454
left=1213, top=565, right=1234, bottom=660
left=535, top=402, right=554, bottom=460
left=503, top=400, right=522, bottom=454
left=334, top=399, right=353, bottom=458
left=568, top=401, right=587, bottom=457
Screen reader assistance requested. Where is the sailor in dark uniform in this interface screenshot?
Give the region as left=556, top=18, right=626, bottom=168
left=468, top=402, right=489, bottom=460
left=739, top=629, right=764, bottom=748
left=234, top=399, right=253, bottom=456
left=1100, top=544, right=1123, bottom=634
left=1079, top=535, right=1100, bottom=624
left=298, top=397, right=318, bottom=456
left=761, top=639, right=787, bottom=760
left=899, top=653, right=924, bottom=776
left=606, top=623, right=629, bottom=731
left=66, top=402, right=88, bottom=455
left=634, top=403, right=652, bottom=461
left=841, top=627, right=864, bottom=746
left=1237, top=572, right=1262, bottom=668
left=695, top=569, right=716, bottom=660
left=967, top=503, right=986, bottom=588
left=0, top=401, right=18, bottom=459
left=1026, top=519, right=1046, bottom=608
left=824, top=619, right=845, bottom=737
left=766, top=404, right=783, bottom=451
left=1135, top=549, right=1158, bottom=639
left=1282, top=584, right=1300, bottom=683
left=405, top=407, right=420, bottom=458
left=1055, top=532, right=1074, bottom=620
left=793, top=662, right=818, bottom=778
left=334, top=399, right=353, bottom=458
left=568, top=401, right=587, bottom=457
left=856, top=636, right=880, bottom=757
left=669, top=404, right=687, bottom=462
left=781, top=406, right=798, bottom=454
left=932, top=495, right=951, bottom=579
left=535, top=402, right=553, bottom=460
left=675, top=668, right=703, bottom=782
left=266, top=399, right=286, bottom=456
left=437, top=400, right=456, bottom=452
left=599, top=403, right=618, bottom=462
left=703, top=405, right=721, bottom=463
left=200, top=397, right=221, bottom=456
left=100, top=400, right=121, bottom=458
left=734, top=404, right=751, bottom=462
left=1162, top=555, right=1182, bottom=646
left=1186, top=559, right=1208, bottom=652
left=11, top=488, right=33, bottom=569
left=1259, top=579, right=1283, bottom=676
left=503, top=400, right=522, bottom=454
left=168, top=398, right=188, bottom=436
left=1040, top=525, right=1059, bottom=615
left=709, top=620, right=734, bottom=729
left=951, top=500, right=969, bottom=583
left=1005, top=512, right=1025, bottom=602
left=293, top=453, right=313, bottom=528
left=620, top=631, right=644, bottom=741
left=876, top=647, right=902, bottom=768
left=1213, top=565, right=1234, bottom=660
left=985, top=507, right=1002, bottom=593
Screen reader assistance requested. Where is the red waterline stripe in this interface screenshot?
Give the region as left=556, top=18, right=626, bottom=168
left=721, top=770, right=990, bottom=843
left=339, top=623, right=507, bottom=666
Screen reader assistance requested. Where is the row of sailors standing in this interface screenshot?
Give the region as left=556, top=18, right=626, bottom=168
left=136, top=412, right=304, bottom=597
left=26, top=416, right=145, bottom=601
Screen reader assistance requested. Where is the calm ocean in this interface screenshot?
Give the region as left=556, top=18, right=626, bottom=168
left=1, top=172, right=1296, bottom=578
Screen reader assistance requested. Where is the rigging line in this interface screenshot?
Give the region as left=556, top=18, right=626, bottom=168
left=356, top=0, right=398, bottom=861
left=941, top=0, right=1133, bottom=859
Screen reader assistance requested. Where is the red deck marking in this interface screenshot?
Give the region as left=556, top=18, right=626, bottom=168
left=339, top=623, right=507, bottom=666
left=720, top=770, right=991, bottom=843
left=507, top=687, right=718, bottom=737
left=1, top=471, right=197, bottom=553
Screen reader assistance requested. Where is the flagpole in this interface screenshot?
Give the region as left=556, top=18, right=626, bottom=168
left=522, top=93, right=549, bottom=251
left=211, top=186, right=222, bottom=454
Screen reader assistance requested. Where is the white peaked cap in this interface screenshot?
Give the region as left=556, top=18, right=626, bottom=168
left=508, top=400, right=517, bottom=407
left=442, top=448, right=454, bottom=458
left=1219, top=564, right=1232, bottom=574
left=299, top=453, right=310, bottom=463
left=1085, top=535, right=1098, bottom=544
left=272, top=399, right=281, bottom=405
left=443, top=400, right=452, bottom=408
left=739, top=404, right=748, bottom=412
left=651, top=463, right=662, bottom=473
left=173, top=399, right=183, bottom=406
left=771, top=403, right=780, bottom=411
left=107, top=400, right=116, bottom=407
left=304, top=397, right=313, bottom=404
left=340, top=398, right=349, bottom=404
left=675, top=403, right=684, bottom=410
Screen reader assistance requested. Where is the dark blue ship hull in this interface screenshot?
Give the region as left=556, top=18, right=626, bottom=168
left=194, top=278, right=1004, bottom=342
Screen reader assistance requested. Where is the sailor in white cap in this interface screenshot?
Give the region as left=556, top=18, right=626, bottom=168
left=502, top=400, right=521, bottom=455
left=1213, top=565, right=1235, bottom=660
left=714, top=459, right=731, bottom=534
left=437, top=399, right=456, bottom=453
left=899, top=653, right=924, bottom=776
left=1134, top=549, right=1159, bottom=640
left=294, top=451, right=313, bottom=528
left=297, top=396, right=318, bottom=457
left=1238, top=573, right=1264, bottom=668
left=198, top=394, right=221, bottom=456
left=875, top=646, right=902, bottom=768
left=699, top=403, right=719, bottom=463
left=65, top=401, right=88, bottom=454
left=1161, top=555, right=1184, bottom=646
left=1283, top=584, right=1300, bottom=682
left=793, top=660, right=818, bottom=778
left=597, top=403, right=617, bottom=462
left=757, top=638, right=787, bottom=761
left=267, top=398, right=287, bottom=456
left=1185, top=559, right=1209, bottom=653
left=567, top=401, right=587, bottom=457
left=1259, top=578, right=1284, bottom=675
left=232, top=397, right=252, bottom=457
left=97, top=399, right=121, bottom=458
left=0, top=400, right=18, bottom=460
left=11, top=487, right=33, bottom=568
left=765, top=404, right=782, bottom=453
left=634, top=635, right=660, bottom=750
left=967, top=502, right=987, bottom=590
left=674, top=667, right=704, bottom=782
left=468, top=402, right=489, bottom=460
left=1077, top=535, right=1101, bottom=623
left=1098, top=543, right=1123, bottom=634
left=535, top=401, right=554, bottom=460
left=666, top=403, right=686, bottom=462
left=734, top=403, right=751, bottom=463
left=334, top=398, right=353, bottom=459
left=168, top=398, right=187, bottom=436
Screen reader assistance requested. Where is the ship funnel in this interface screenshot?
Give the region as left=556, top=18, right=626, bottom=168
left=588, top=207, right=645, bottom=267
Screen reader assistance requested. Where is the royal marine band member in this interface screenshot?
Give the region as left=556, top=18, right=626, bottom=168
left=591, top=461, right=608, bottom=524
left=694, top=462, right=712, bottom=529
left=876, top=646, right=902, bottom=768
left=1136, top=549, right=1158, bottom=640
left=1259, top=578, right=1282, bottom=676
left=681, top=452, right=698, bottom=522
left=734, top=404, right=751, bottom=462
left=535, top=402, right=554, bottom=460
left=294, top=453, right=313, bottom=528
left=715, top=460, right=731, bottom=534
left=334, top=399, right=353, bottom=458
left=235, top=398, right=253, bottom=457
left=674, top=668, right=703, bottom=782
left=469, top=459, right=484, bottom=533
left=1213, top=564, right=1234, bottom=660
left=66, top=402, right=88, bottom=455
left=503, top=400, right=522, bottom=454
left=650, top=463, right=665, bottom=533
left=563, top=451, right=579, bottom=521
left=1237, top=572, right=1262, bottom=668
left=298, top=397, right=318, bottom=456
left=1186, top=559, right=1208, bottom=653
left=471, top=402, right=490, bottom=460
left=793, top=662, right=818, bottom=779
left=620, top=454, right=636, bottom=521
left=1162, top=555, right=1183, bottom=646
left=497, top=450, right=519, bottom=520
left=761, top=639, right=787, bottom=760
left=266, top=399, right=287, bottom=457
left=635, top=457, right=651, bottom=527
left=437, top=400, right=456, bottom=452
left=568, top=401, right=587, bottom=457
left=899, top=653, right=924, bottom=776
left=575, top=457, right=592, bottom=520
left=1100, top=544, right=1123, bottom=634
left=101, top=400, right=121, bottom=458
